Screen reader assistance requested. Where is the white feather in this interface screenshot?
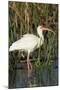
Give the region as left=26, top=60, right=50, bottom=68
left=9, top=26, right=44, bottom=53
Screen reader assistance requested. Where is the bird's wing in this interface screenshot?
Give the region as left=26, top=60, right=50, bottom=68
left=23, top=34, right=36, bottom=38
left=23, top=34, right=31, bottom=37
left=9, top=34, right=38, bottom=52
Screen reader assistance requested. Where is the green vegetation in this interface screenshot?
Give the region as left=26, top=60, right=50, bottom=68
left=9, top=1, right=58, bottom=88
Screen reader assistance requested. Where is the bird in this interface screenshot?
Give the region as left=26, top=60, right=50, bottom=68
left=9, top=25, right=55, bottom=78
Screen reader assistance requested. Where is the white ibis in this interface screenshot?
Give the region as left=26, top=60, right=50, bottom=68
left=9, top=25, right=55, bottom=79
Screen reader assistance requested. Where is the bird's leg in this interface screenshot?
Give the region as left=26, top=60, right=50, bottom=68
left=27, top=52, right=32, bottom=78
left=21, top=52, right=25, bottom=58
left=27, top=52, right=32, bottom=86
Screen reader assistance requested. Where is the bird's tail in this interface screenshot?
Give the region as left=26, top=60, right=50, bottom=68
left=9, top=43, right=21, bottom=52
left=9, top=43, right=17, bottom=52
left=9, top=45, right=14, bottom=52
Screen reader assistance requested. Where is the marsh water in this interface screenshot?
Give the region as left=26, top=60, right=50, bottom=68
left=15, top=58, right=58, bottom=88
left=9, top=2, right=58, bottom=88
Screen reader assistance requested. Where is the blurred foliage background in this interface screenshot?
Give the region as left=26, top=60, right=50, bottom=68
left=9, top=1, right=58, bottom=88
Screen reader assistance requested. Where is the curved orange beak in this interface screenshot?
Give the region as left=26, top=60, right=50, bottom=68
left=42, top=27, right=55, bottom=35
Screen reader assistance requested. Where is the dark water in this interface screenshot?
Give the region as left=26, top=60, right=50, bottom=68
left=15, top=59, right=58, bottom=88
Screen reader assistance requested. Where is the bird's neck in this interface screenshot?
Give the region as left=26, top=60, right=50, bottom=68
left=37, top=28, right=42, bottom=36
left=37, top=31, right=44, bottom=46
